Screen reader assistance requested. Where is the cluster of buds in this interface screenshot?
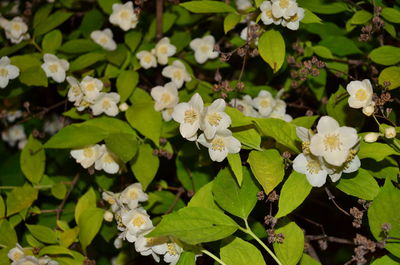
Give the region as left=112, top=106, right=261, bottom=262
left=288, top=56, right=325, bottom=87
left=359, top=6, right=385, bottom=42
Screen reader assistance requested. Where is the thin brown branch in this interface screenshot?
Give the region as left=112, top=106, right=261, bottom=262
left=325, top=187, right=351, bottom=216
left=164, top=187, right=185, bottom=214
left=56, top=172, right=80, bottom=222
left=306, top=235, right=354, bottom=245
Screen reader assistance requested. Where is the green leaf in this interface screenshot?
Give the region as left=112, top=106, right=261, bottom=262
left=42, top=30, right=62, bottom=53
left=254, top=118, right=300, bottom=153
left=258, top=29, right=285, bottom=73
left=75, top=188, right=96, bottom=226
left=116, top=70, right=139, bottom=103
left=276, top=171, right=312, bottom=218
left=370, top=46, right=400, bottom=66
left=188, top=181, right=219, bottom=210
left=79, top=9, right=105, bottom=38
left=19, top=67, right=48, bottom=87
left=368, top=180, right=400, bottom=257
left=0, top=220, right=17, bottom=249
left=312, top=45, right=333, bottom=59
left=20, top=135, right=45, bottom=184
left=383, top=22, right=396, bottom=38
left=291, top=115, right=319, bottom=128
left=39, top=246, right=73, bottom=257
left=224, top=13, right=242, bottom=33
left=302, top=9, right=322, bottom=24
left=220, top=237, right=266, bottom=265
left=180, top=1, right=236, bottom=13
left=381, top=8, right=400, bottom=23
left=26, top=224, right=58, bottom=244
left=59, top=39, right=99, bottom=54
left=379, top=66, right=400, bottom=90
left=79, top=208, right=104, bottom=251
left=98, top=0, right=121, bottom=14
left=51, top=183, right=67, bottom=200
left=336, top=169, right=380, bottom=200
left=213, top=168, right=258, bottom=219
left=233, top=127, right=261, bottom=150
left=105, top=133, right=138, bottom=163
left=358, top=142, right=400, bottom=161
left=176, top=252, right=196, bottom=265
left=146, top=12, right=177, bottom=42
left=6, top=185, right=38, bottom=216
left=273, top=220, right=304, bottom=265
left=33, top=4, right=53, bottom=28
left=348, top=10, right=373, bottom=25
left=227, top=153, right=243, bottom=185
left=247, top=149, right=285, bottom=194
left=371, top=255, right=400, bottom=265
left=0, top=41, right=29, bottom=57
left=131, top=143, right=160, bottom=190
left=34, top=11, right=72, bottom=36
left=69, top=53, right=106, bottom=72
left=225, top=106, right=253, bottom=127
left=60, top=227, right=79, bottom=248
left=148, top=207, right=239, bottom=245
left=126, top=103, right=162, bottom=145
left=297, top=0, right=348, bottom=14
left=319, top=36, right=361, bottom=56
left=125, top=31, right=142, bottom=52
left=0, top=196, right=4, bottom=218
left=299, top=253, right=321, bottom=265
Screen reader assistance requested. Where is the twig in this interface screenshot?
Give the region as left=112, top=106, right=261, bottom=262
left=306, top=235, right=354, bottom=245
left=156, top=0, right=163, bottom=40
left=56, top=173, right=80, bottom=221
left=325, top=187, right=351, bottom=216
left=304, top=239, right=322, bottom=263
left=164, top=187, right=185, bottom=214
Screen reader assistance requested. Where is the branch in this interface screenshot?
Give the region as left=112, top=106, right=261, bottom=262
left=164, top=187, right=185, bottom=214
left=325, top=187, right=351, bottom=216
left=56, top=173, right=80, bottom=222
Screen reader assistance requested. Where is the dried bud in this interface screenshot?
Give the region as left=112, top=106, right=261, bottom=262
left=311, top=68, right=320, bottom=76
left=282, top=151, right=291, bottom=159
left=305, top=110, right=314, bottom=116
left=257, top=191, right=265, bottom=200
left=381, top=223, right=392, bottom=233
left=237, top=47, right=247, bottom=57
left=236, top=82, right=245, bottom=91
left=267, top=191, right=279, bottom=202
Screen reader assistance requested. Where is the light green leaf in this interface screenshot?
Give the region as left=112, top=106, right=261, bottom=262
left=371, top=255, right=400, bottom=265
left=59, top=39, right=99, bottom=54
left=302, top=9, right=322, bottom=24
left=79, top=9, right=105, bottom=38
left=69, top=53, right=106, bottom=71
left=0, top=41, right=29, bottom=57
left=131, top=143, right=160, bottom=190
left=20, top=135, right=45, bottom=184
left=34, top=11, right=72, bottom=36
left=51, top=183, right=67, bottom=200
left=60, top=227, right=79, bottom=248
left=224, top=13, right=242, bottom=33
left=312, top=45, right=333, bottom=59
left=213, top=167, right=258, bottom=219
left=148, top=207, right=239, bottom=245
left=79, top=208, right=104, bottom=251
left=368, top=180, right=400, bottom=257
left=98, top=0, right=121, bottom=14
left=19, top=67, right=48, bottom=87
left=383, top=22, right=396, bottom=38
left=378, top=66, right=400, bottom=90
left=358, top=142, right=400, bottom=161
left=116, top=70, right=139, bottom=103
left=105, top=133, right=138, bottom=163
left=188, top=181, right=219, bottom=210
left=273, top=220, right=304, bottom=265
left=336, top=169, right=380, bottom=200
left=39, top=246, right=73, bottom=257
left=225, top=106, right=253, bottom=127
left=75, top=188, right=96, bottom=226
left=0, top=220, right=17, bottom=249
left=42, top=30, right=62, bottom=53
left=291, top=115, right=319, bottom=128
left=276, top=171, right=312, bottom=218
left=247, top=149, right=285, bottom=194
left=299, top=253, right=321, bottom=265
left=319, top=36, right=361, bottom=56
left=297, top=0, right=348, bottom=14
left=180, top=1, right=236, bottom=13
left=26, top=224, right=58, bottom=244
left=227, top=153, right=243, bottom=185
left=233, top=127, right=261, bottom=150
left=176, top=252, right=196, bottom=265
left=348, top=10, right=373, bottom=25
left=125, top=31, right=142, bottom=52
left=370, top=46, right=400, bottom=66
left=220, top=237, right=266, bottom=265
left=33, top=4, right=53, bottom=28
left=381, top=8, right=400, bottom=23
left=258, top=29, right=285, bottom=73
left=6, top=185, right=38, bottom=216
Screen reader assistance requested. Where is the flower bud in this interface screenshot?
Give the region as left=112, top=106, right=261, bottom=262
left=362, top=104, right=374, bottom=116
left=384, top=127, right=396, bottom=139
left=364, top=132, right=380, bottom=143
left=103, top=211, right=114, bottom=222
left=119, top=102, right=129, bottom=112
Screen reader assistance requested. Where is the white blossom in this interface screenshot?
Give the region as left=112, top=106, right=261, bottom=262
left=12, top=256, right=39, bottom=265
left=0, top=17, right=30, bottom=44
left=162, top=243, right=183, bottom=265
left=236, top=0, right=252, bottom=10
left=162, top=108, right=174, bottom=122
left=293, top=153, right=329, bottom=187
left=253, top=90, right=276, bottom=117
left=5, top=110, right=22, bottom=122
left=0, top=56, right=19, bottom=88
left=154, top=37, right=176, bottom=65
left=189, top=35, right=219, bottom=64
left=150, top=82, right=179, bottom=111
left=91, top=92, right=120, bottom=117
left=70, top=144, right=103, bottom=169
left=346, top=79, right=373, bottom=109
left=309, top=116, right=358, bottom=167
left=95, top=144, right=120, bottom=174
left=135, top=231, right=168, bottom=263
left=281, top=7, right=304, bottom=30
left=121, top=207, right=153, bottom=242
left=41, top=54, right=69, bottom=83
left=80, top=76, right=103, bottom=103
left=230, top=96, right=259, bottom=118
left=102, top=191, right=120, bottom=212
left=43, top=114, right=63, bottom=135
left=136, top=50, right=157, bottom=69
left=90, top=28, right=117, bottom=51
left=326, top=155, right=361, bottom=182
left=38, top=256, right=59, bottom=265
left=384, top=127, right=396, bottom=139
left=362, top=102, right=375, bottom=116
left=200, top=98, right=231, bottom=139
left=120, top=183, right=149, bottom=209
left=109, top=1, right=138, bottom=31
left=260, top=1, right=282, bottom=26
left=172, top=93, right=204, bottom=141
left=8, top=244, right=25, bottom=262
left=1, top=124, right=26, bottom=147
left=114, top=237, right=123, bottom=249
left=67, top=76, right=83, bottom=105
left=271, top=0, right=298, bottom=20
left=197, top=129, right=241, bottom=162
left=162, top=60, right=192, bottom=89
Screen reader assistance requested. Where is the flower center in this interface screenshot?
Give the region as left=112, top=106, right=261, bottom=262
left=207, top=112, right=222, bottom=126
left=49, top=63, right=59, bottom=73
left=99, top=37, right=109, bottom=45
left=172, top=70, right=182, bottom=80
left=132, top=216, right=145, bottom=227
left=11, top=23, right=21, bottom=32
left=161, top=93, right=172, bottom=104
left=103, top=153, right=115, bottom=164
left=12, top=251, right=23, bottom=261
left=128, top=189, right=138, bottom=200
left=184, top=109, right=198, bottom=124
left=102, top=99, right=112, bottom=109
left=288, top=13, right=299, bottom=22
left=158, top=45, right=168, bottom=55
left=323, top=133, right=342, bottom=151
left=167, top=243, right=178, bottom=255
left=120, top=10, right=130, bottom=20
left=279, top=0, right=290, bottom=9
left=83, top=147, right=94, bottom=158
left=306, top=159, right=322, bottom=174
left=200, top=45, right=210, bottom=54
left=0, top=68, right=8, bottom=77
left=211, top=138, right=225, bottom=151
left=144, top=55, right=152, bottom=63
left=355, top=89, right=368, bottom=101
left=266, top=9, right=273, bottom=19
left=260, top=99, right=271, bottom=108
left=85, top=83, right=96, bottom=91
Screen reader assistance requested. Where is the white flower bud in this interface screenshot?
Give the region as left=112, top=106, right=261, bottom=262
left=364, top=132, right=380, bottom=143
left=362, top=104, right=375, bottom=116
left=104, top=211, right=114, bottom=222
left=119, top=102, right=129, bottom=112
left=384, top=127, right=396, bottom=139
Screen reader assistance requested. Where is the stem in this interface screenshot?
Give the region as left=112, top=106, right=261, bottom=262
left=201, top=249, right=227, bottom=265
left=31, top=39, right=42, bottom=52
left=239, top=220, right=283, bottom=265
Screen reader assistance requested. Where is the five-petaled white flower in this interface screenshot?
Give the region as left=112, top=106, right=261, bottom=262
left=135, top=231, right=168, bottom=263
left=136, top=50, right=157, bottom=69
left=70, top=144, right=103, bottom=169
left=1, top=124, right=26, bottom=147
left=230, top=96, right=260, bottom=118
left=95, top=144, right=120, bottom=174
left=109, top=1, right=138, bottom=31
left=172, top=93, right=204, bottom=141
left=281, top=7, right=304, bottom=30
left=91, top=92, right=120, bottom=117
left=252, top=90, right=276, bottom=117
left=0, top=16, right=30, bottom=44
left=41, top=54, right=69, bottom=83
left=162, top=60, right=192, bottom=89
left=346, top=79, right=374, bottom=110
left=120, top=183, right=149, bottom=210
left=154, top=37, right=176, bottom=65
left=271, top=0, right=298, bottom=19
left=197, top=129, right=241, bottom=162
left=189, top=35, right=219, bottom=64
left=151, top=82, right=179, bottom=112
left=293, top=153, right=329, bottom=187
left=8, top=244, right=25, bottom=262
left=80, top=76, right=103, bottom=102
left=260, top=1, right=282, bottom=26
left=200, top=98, right=231, bottom=139
left=122, top=207, right=153, bottom=242
left=309, top=116, right=358, bottom=167
left=161, top=243, right=183, bottom=265
left=0, top=56, right=19, bottom=88
left=90, top=28, right=117, bottom=51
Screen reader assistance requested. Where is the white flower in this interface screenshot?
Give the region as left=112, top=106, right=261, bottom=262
left=260, top=1, right=282, bottom=25
left=67, top=76, right=83, bottom=103
left=253, top=90, right=276, bottom=117
left=162, top=243, right=183, bottom=265
left=80, top=76, right=103, bottom=102
left=136, top=50, right=157, bottom=69
left=271, top=0, right=298, bottom=20
left=38, top=256, right=59, bottom=265
left=1, top=124, right=26, bottom=147
left=326, top=155, right=361, bottom=182
left=135, top=231, right=168, bottom=263
left=12, top=256, right=39, bottom=265
left=281, top=7, right=304, bottom=30
left=200, top=98, right=231, bottom=139
left=230, top=96, right=259, bottom=118
left=121, top=207, right=153, bottom=242
left=151, top=82, right=179, bottom=112
left=364, top=132, right=380, bottom=143
left=109, top=1, right=138, bottom=31
left=0, top=17, right=30, bottom=44
left=236, top=0, right=252, bottom=10
left=189, top=35, right=219, bottom=64
left=362, top=102, right=375, bottom=116
left=293, top=153, right=329, bottom=187
left=197, top=129, right=241, bottom=162
left=162, top=108, right=174, bottom=122
left=172, top=93, right=204, bottom=141
left=346, top=79, right=373, bottom=109
left=104, top=210, right=114, bottom=222
left=0, top=56, right=19, bottom=88
left=41, top=54, right=69, bottom=83
left=90, top=28, right=117, bottom=51
left=43, top=115, right=64, bottom=135
left=102, top=191, right=120, bottom=212
left=6, top=110, right=22, bottom=122
left=162, top=60, right=192, bottom=89
left=90, top=92, right=120, bottom=117
left=8, top=244, right=25, bottom=262
left=384, top=127, right=396, bottom=139
left=154, top=37, right=176, bottom=65
left=95, top=145, right=120, bottom=174
left=120, top=183, right=149, bottom=209
left=70, top=144, right=103, bottom=169
left=309, top=116, right=358, bottom=167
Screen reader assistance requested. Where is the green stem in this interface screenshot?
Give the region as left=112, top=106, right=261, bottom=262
left=201, top=249, right=227, bottom=265
left=0, top=184, right=53, bottom=190
left=31, top=39, right=42, bottom=52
